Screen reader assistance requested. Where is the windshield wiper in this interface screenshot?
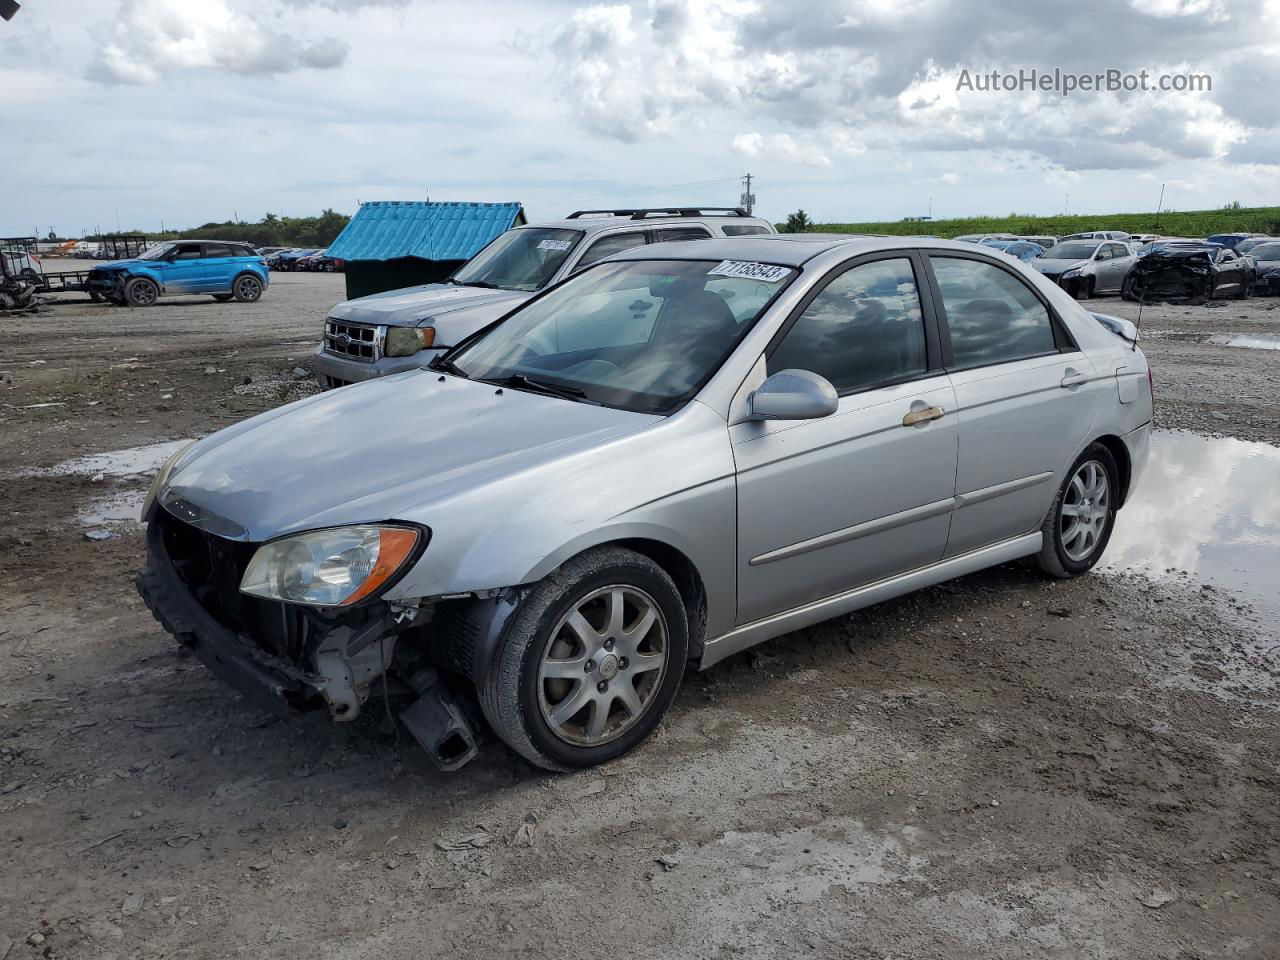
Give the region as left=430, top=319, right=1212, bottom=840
left=448, top=278, right=499, bottom=289
left=484, top=374, right=593, bottom=403
left=428, top=355, right=469, bottom=378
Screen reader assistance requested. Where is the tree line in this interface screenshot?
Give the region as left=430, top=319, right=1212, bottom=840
left=88, top=210, right=352, bottom=248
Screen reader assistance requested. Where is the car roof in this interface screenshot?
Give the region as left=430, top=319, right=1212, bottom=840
left=607, top=234, right=1005, bottom=268
left=518, top=215, right=775, bottom=234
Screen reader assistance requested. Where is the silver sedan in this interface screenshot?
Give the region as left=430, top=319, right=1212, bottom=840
left=1033, top=239, right=1137, bottom=298
left=137, top=237, right=1153, bottom=771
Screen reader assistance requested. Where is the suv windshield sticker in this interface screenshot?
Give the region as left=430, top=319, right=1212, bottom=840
left=708, top=260, right=789, bottom=283
left=537, top=239, right=573, bottom=251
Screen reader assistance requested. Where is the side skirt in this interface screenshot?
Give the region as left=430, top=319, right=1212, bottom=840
left=698, top=532, right=1042, bottom=669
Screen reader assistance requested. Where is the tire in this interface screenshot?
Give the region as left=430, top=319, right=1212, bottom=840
left=231, top=273, right=263, bottom=303
left=1034, top=442, right=1119, bottom=579
left=123, top=276, right=159, bottom=307
left=479, top=546, right=688, bottom=771
left=213, top=293, right=234, bottom=302
left=1237, top=278, right=1255, bottom=299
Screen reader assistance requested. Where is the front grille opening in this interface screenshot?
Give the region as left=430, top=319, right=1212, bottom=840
left=323, top=320, right=380, bottom=362
left=156, top=509, right=310, bottom=662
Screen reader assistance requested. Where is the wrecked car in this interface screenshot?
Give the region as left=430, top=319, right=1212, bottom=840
left=137, top=237, right=1152, bottom=772
left=1250, top=242, right=1280, bottom=295
left=88, top=240, right=269, bottom=306
left=1032, top=239, right=1135, bottom=299
left=313, top=208, right=776, bottom=389
left=1121, top=242, right=1256, bottom=303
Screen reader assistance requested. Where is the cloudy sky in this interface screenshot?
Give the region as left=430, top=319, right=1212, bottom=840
left=2, top=0, right=1279, bottom=234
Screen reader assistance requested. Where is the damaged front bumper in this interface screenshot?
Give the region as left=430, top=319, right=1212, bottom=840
left=135, top=509, right=482, bottom=769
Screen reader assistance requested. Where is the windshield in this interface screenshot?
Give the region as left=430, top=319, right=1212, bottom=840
left=1042, top=242, right=1098, bottom=261
left=447, top=258, right=796, bottom=414
left=451, top=227, right=584, bottom=292
left=1252, top=244, right=1280, bottom=261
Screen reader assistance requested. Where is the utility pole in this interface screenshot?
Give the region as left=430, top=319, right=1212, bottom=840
left=740, top=173, right=755, bottom=216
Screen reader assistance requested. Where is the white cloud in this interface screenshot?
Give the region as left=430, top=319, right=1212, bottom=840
left=546, top=0, right=1279, bottom=174
left=937, top=172, right=961, bottom=185
left=87, top=0, right=349, bottom=84
left=732, top=132, right=832, bottom=167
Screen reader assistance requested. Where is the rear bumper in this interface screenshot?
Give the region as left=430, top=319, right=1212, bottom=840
left=311, top=343, right=442, bottom=389
left=1120, top=420, right=1152, bottom=506
left=135, top=520, right=320, bottom=715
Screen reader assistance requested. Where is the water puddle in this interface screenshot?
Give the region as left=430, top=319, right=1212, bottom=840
left=1205, top=334, right=1280, bottom=351
left=32, top=439, right=190, bottom=480
left=1100, top=430, right=1280, bottom=699
left=1102, top=430, right=1280, bottom=618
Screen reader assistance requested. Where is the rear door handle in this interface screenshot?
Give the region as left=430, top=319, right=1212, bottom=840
left=902, top=405, right=945, bottom=427
left=1060, top=372, right=1089, bottom=388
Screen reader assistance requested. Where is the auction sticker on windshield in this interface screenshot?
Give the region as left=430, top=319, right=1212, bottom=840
left=708, top=260, right=789, bottom=282
left=537, top=239, right=573, bottom=251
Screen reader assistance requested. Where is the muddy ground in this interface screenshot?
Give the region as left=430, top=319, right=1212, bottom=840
left=1, top=270, right=1278, bottom=959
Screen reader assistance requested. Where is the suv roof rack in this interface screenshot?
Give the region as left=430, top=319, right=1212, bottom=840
left=565, top=207, right=751, bottom=220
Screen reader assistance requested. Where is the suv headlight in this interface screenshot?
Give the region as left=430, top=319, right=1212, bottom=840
left=1061, top=267, right=1082, bottom=279
left=384, top=326, right=436, bottom=357
left=240, top=525, right=422, bottom=607
left=140, top=440, right=196, bottom=521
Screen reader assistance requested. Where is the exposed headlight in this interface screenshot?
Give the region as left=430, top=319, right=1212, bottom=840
left=384, top=326, right=436, bottom=357
left=1061, top=268, right=1082, bottom=279
left=240, top=525, right=422, bottom=607
left=140, top=440, right=196, bottom=521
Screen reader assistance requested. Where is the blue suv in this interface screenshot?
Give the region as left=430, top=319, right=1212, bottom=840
left=88, top=240, right=270, bottom=307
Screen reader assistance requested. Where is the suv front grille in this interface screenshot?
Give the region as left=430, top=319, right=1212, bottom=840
left=323, top=320, right=382, bottom=362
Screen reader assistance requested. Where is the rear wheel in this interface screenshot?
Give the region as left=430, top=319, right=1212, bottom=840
left=1035, top=443, right=1119, bottom=579
left=232, top=274, right=263, bottom=303
left=123, top=277, right=159, bottom=307
left=479, top=546, right=688, bottom=771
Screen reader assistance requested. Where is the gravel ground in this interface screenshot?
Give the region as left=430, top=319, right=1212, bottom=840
left=1, top=272, right=1277, bottom=959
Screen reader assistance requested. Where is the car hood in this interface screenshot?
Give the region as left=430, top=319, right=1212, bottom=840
left=329, top=283, right=530, bottom=334
left=1032, top=259, right=1088, bottom=274
left=165, top=371, right=660, bottom=542
left=90, top=259, right=148, bottom=272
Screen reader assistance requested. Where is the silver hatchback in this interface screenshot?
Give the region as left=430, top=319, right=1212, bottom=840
left=137, top=237, right=1152, bottom=771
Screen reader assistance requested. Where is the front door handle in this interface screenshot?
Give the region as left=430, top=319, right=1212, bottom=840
left=902, top=405, right=945, bottom=427
left=1060, top=371, right=1089, bottom=388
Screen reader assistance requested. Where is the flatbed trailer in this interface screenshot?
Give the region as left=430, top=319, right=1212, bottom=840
left=38, top=269, right=93, bottom=292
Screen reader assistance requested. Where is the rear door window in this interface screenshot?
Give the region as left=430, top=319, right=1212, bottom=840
left=930, top=257, right=1058, bottom=369
left=652, top=226, right=711, bottom=243
left=203, top=244, right=233, bottom=258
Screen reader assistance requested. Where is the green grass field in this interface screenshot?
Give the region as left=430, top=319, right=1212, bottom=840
left=809, top=206, right=1280, bottom=240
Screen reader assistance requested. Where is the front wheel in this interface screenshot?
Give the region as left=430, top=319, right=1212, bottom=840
left=232, top=274, right=263, bottom=303
left=123, top=276, right=159, bottom=307
left=1237, top=278, right=1255, bottom=299
left=1034, top=443, right=1119, bottom=578
left=479, top=546, right=688, bottom=771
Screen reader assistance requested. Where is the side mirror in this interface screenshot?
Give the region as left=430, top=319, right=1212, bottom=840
left=749, top=369, right=839, bottom=421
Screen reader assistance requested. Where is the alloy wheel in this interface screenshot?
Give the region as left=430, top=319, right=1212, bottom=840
left=236, top=276, right=261, bottom=301
left=1060, top=459, right=1110, bottom=562
left=537, top=585, right=668, bottom=746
